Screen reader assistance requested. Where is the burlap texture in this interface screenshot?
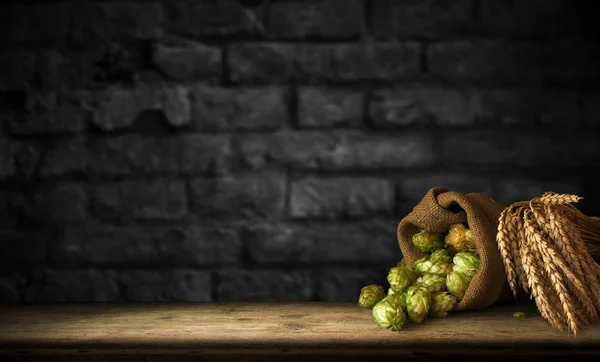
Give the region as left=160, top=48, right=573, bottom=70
left=397, top=186, right=513, bottom=311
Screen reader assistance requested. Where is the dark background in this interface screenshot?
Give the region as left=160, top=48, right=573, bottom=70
left=1, top=0, right=599, bottom=302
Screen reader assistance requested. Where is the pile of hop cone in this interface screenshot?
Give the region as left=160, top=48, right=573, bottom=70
left=358, top=223, right=481, bottom=331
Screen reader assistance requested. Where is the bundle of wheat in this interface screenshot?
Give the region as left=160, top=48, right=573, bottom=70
left=497, top=192, right=600, bottom=335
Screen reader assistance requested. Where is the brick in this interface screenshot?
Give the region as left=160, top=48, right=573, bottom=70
left=193, top=86, right=287, bottom=131
left=480, top=0, right=582, bottom=36
left=153, top=42, right=221, bottom=81
left=238, top=131, right=436, bottom=170
left=92, top=179, right=187, bottom=220
left=244, top=220, right=401, bottom=263
left=124, top=135, right=233, bottom=176
left=268, top=0, right=364, bottom=38
left=0, top=275, right=23, bottom=302
left=495, top=178, right=585, bottom=206
left=120, top=270, right=212, bottom=302
left=25, top=269, right=120, bottom=302
left=228, top=43, right=296, bottom=83
left=298, top=87, right=364, bottom=128
left=0, top=51, right=35, bottom=91
left=37, top=48, right=105, bottom=89
left=470, top=89, right=582, bottom=126
left=319, top=267, right=392, bottom=302
left=190, top=173, right=286, bottom=219
left=163, top=0, right=263, bottom=38
left=370, top=88, right=473, bottom=127
left=299, top=42, right=421, bottom=82
left=440, top=130, right=525, bottom=169
left=397, top=173, right=494, bottom=201
left=8, top=141, right=42, bottom=178
left=237, top=132, right=338, bottom=169
left=320, top=132, right=437, bottom=169
left=93, top=86, right=191, bottom=131
left=54, top=223, right=241, bottom=265
left=229, top=42, right=421, bottom=83
left=8, top=90, right=93, bottom=135
left=89, top=137, right=169, bottom=176
left=30, top=182, right=88, bottom=222
left=428, top=40, right=600, bottom=83
left=371, top=0, right=473, bottom=38
left=0, top=139, right=44, bottom=180
left=289, top=177, right=395, bottom=219
left=216, top=269, right=313, bottom=301
left=0, top=3, right=70, bottom=43
left=440, top=130, right=600, bottom=169
left=72, top=2, right=162, bottom=43
left=86, top=136, right=132, bottom=176
left=0, top=230, right=45, bottom=266
left=182, top=135, right=234, bottom=175
left=39, top=136, right=89, bottom=177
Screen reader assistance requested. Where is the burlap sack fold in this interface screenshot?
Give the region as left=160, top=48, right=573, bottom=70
left=397, top=186, right=513, bottom=311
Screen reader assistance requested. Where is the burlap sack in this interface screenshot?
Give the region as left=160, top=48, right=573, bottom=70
left=397, top=186, right=513, bottom=311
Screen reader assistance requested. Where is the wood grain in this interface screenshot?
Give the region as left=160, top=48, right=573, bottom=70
left=1, top=301, right=599, bottom=361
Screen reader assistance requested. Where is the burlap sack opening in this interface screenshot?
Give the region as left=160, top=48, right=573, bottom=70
left=397, top=186, right=514, bottom=311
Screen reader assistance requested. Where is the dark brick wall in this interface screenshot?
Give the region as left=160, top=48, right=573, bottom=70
left=1, top=0, right=600, bottom=302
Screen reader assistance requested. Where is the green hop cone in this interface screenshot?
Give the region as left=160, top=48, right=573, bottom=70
left=452, top=252, right=481, bottom=278
left=372, top=294, right=407, bottom=331
left=430, top=249, right=452, bottom=264
left=412, top=257, right=427, bottom=274
left=405, top=285, right=431, bottom=323
left=358, top=285, right=386, bottom=308
left=387, top=263, right=417, bottom=292
left=415, top=274, right=446, bottom=294
left=388, top=287, right=406, bottom=298
left=429, top=291, right=457, bottom=318
left=413, top=258, right=453, bottom=277
left=446, top=271, right=471, bottom=300
left=412, top=230, right=445, bottom=253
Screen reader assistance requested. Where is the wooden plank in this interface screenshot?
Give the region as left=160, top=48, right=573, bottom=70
left=0, top=301, right=599, bottom=361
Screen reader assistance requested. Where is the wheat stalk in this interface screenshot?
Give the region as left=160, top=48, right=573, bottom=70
left=497, top=207, right=519, bottom=295
left=512, top=209, right=530, bottom=294
left=541, top=192, right=583, bottom=205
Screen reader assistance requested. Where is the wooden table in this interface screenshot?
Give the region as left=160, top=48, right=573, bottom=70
left=1, top=301, right=599, bottom=361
